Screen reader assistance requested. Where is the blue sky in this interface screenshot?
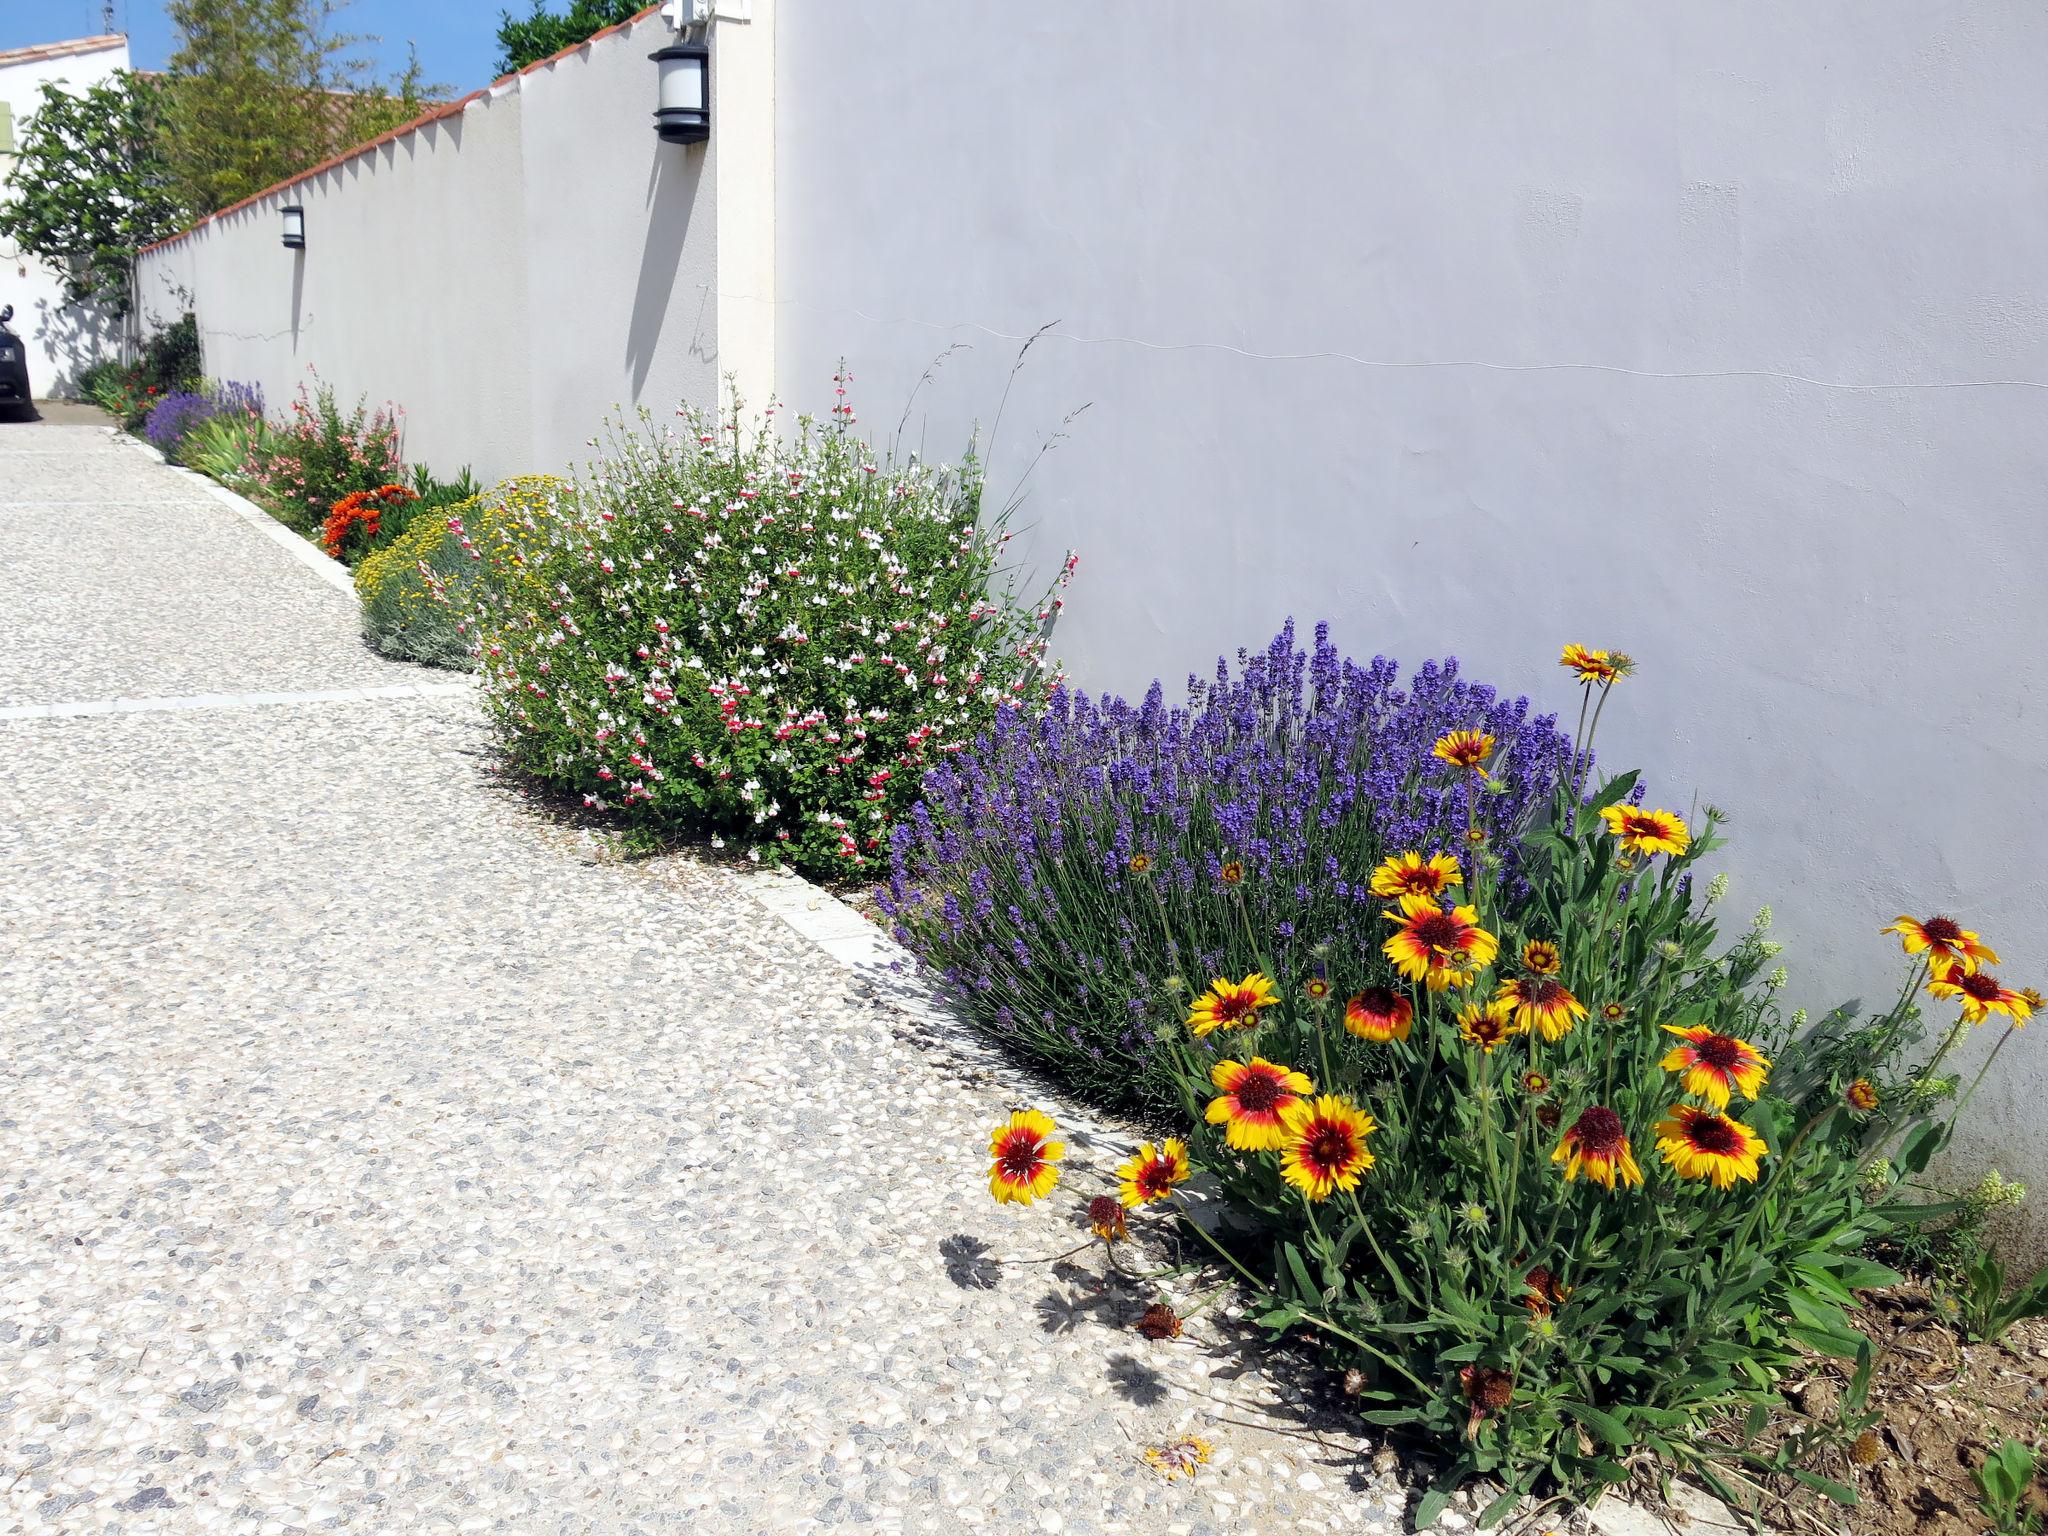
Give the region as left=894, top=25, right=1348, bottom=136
left=3, top=0, right=518, bottom=99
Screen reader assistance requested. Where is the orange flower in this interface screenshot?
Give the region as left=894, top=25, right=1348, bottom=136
left=1520, top=939, right=1562, bottom=977
left=1845, top=1078, right=1880, bottom=1114
left=1343, top=987, right=1414, bottom=1044
left=1087, top=1194, right=1128, bottom=1241
left=1382, top=893, right=1498, bottom=991
left=1495, top=975, right=1587, bottom=1042
left=1368, top=851, right=1462, bottom=900
left=1659, top=1025, right=1771, bottom=1108
left=1206, top=1058, right=1314, bottom=1152
left=1928, top=963, right=2035, bottom=1026
left=1433, top=730, right=1496, bottom=776
left=1552, top=1105, right=1642, bottom=1190
left=1219, top=860, right=1245, bottom=886
left=1882, top=915, right=1998, bottom=975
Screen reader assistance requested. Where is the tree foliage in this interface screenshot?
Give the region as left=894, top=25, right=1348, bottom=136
left=495, top=0, right=646, bottom=77
left=158, top=0, right=429, bottom=216
left=0, top=72, right=184, bottom=314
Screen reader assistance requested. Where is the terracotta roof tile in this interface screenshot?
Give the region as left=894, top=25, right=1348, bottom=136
left=0, top=33, right=126, bottom=69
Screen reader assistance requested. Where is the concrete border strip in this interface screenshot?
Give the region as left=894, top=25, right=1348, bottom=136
left=109, top=428, right=358, bottom=599
left=0, top=681, right=472, bottom=724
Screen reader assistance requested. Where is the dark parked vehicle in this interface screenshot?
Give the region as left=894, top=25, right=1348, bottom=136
left=0, top=304, right=30, bottom=412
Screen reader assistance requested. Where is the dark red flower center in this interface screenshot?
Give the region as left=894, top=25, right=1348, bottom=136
left=1684, top=1113, right=1745, bottom=1157
left=1622, top=813, right=1659, bottom=837
left=1305, top=1125, right=1355, bottom=1171
left=997, top=1133, right=1043, bottom=1179
left=1137, top=1160, right=1176, bottom=1198
left=1922, top=916, right=1964, bottom=944
left=1354, top=987, right=1401, bottom=1019
left=1525, top=978, right=1566, bottom=1008
left=1088, top=1194, right=1123, bottom=1228
left=1571, top=1106, right=1625, bottom=1154
left=1695, top=1033, right=1744, bottom=1070
left=1233, top=1069, right=1286, bottom=1114
left=1414, top=911, right=1464, bottom=950
left=1214, top=989, right=1258, bottom=1024
left=1959, top=971, right=2002, bottom=1002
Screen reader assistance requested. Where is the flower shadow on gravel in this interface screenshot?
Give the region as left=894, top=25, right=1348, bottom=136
left=939, top=1233, right=1003, bottom=1290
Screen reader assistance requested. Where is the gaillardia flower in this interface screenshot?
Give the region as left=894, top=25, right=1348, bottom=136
left=1219, top=860, right=1245, bottom=886
left=1136, top=1302, right=1183, bottom=1340
left=1343, top=987, right=1414, bottom=1043
left=1457, top=997, right=1525, bottom=1053
left=1520, top=1070, right=1550, bottom=1095
left=1459, top=1365, right=1514, bottom=1441
left=1655, top=1105, right=1768, bottom=1189
left=1659, top=1025, right=1771, bottom=1108
left=1278, top=1095, right=1377, bottom=1200
left=988, top=1109, right=1064, bottom=1204
left=1521, top=939, right=1562, bottom=976
left=1144, top=1436, right=1212, bottom=1479
left=1433, top=729, right=1496, bottom=776
left=1552, top=1105, right=1643, bottom=1190
left=1599, top=805, right=1692, bottom=858
left=1186, top=973, right=1279, bottom=1036
left=1559, top=644, right=1622, bottom=685
left=1088, top=1194, right=1128, bottom=1241
left=1928, top=963, right=2035, bottom=1026
left=1600, top=1001, right=1627, bottom=1023
left=1206, top=1057, right=1314, bottom=1152
left=1845, top=1078, right=1880, bottom=1113
left=1382, top=893, right=1499, bottom=991
left=1882, top=914, right=1998, bottom=974
left=1369, top=851, right=1461, bottom=900
left=1128, top=852, right=1152, bottom=875
left=1118, top=1139, right=1191, bottom=1207
left=1496, top=975, right=1587, bottom=1041
left=1302, top=975, right=1332, bottom=1001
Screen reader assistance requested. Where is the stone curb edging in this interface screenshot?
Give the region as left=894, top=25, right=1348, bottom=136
left=109, top=427, right=359, bottom=599
left=728, top=862, right=1770, bottom=1536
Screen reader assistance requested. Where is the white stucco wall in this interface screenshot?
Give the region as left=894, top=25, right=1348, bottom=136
left=136, top=7, right=748, bottom=484
left=0, top=37, right=129, bottom=394
left=771, top=3, right=2048, bottom=1235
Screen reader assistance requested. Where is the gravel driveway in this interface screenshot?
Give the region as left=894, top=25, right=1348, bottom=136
left=0, top=427, right=1406, bottom=1535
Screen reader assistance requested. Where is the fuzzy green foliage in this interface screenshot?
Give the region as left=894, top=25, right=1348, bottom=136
left=1976, top=1439, right=2043, bottom=1536
left=355, top=476, right=562, bottom=668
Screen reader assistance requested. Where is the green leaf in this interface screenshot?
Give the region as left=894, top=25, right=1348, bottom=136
left=1477, top=1486, right=1522, bottom=1527
left=1413, top=1487, right=1452, bottom=1530
left=1586, top=771, right=1641, bottom=814
left=1789, top=1469, right=1860, bottom=1506
left=1787, top=1322, right=1868, bottom=1360
left=1560, top=1400, right=1635, bottom=1450
left=1900, top=1120, right=1949, bottom=1176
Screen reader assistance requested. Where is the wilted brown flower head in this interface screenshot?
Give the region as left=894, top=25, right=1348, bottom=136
left=1137, top=1302, right=1183, bottom=1340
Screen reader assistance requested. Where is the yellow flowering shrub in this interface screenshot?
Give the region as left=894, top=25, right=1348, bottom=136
left=354, top=475, right=564, bottom=668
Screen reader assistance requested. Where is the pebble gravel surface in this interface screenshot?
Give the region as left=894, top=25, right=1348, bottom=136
left=0, top=428, right=1424, bottom=1534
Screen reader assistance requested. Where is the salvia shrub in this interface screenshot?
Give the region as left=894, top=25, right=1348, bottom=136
left=884, top=623, right=1578, bottom=1107
left=246, top=378, right=402, bottom=534
left=976, top=650, right=2038, bottom=1520
left=355, top=476, right=562, bottom=668
left=468, top=385, right=1072, bottom=877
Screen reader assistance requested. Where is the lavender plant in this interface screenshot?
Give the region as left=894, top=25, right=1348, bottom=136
left=883, top=622, right=1582, bottom=1107
left=142, top=380, right=262, bottom=464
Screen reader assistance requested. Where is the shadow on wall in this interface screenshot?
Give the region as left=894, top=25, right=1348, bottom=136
left=31, top=295, right=121, bottom=397
left=624, top=146, right=706, bottom=398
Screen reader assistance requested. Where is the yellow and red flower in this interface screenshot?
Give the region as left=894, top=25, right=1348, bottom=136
left=1520, top=1265, right=1572, bottom=1317
left=1369, top=851, right=1462, bottom=900
left=1118, top=1139, right=1191, bottom=1207
left=1343, top=987, right=1414, bottom=1044
left=1928, top=962, right=2035, bottom=1026
left=988, top=1109, right=1064, bottom=1205
left=1433, top=730, right=1497, bottom=776
left=1655, top=1105, right=1768, bottom=1189
left=1456, top=996, right=1525, bottom=1053
left=1883, top=915, right=1999, bottom=975
left=1598, top=805, right=1692, bottom=858
left=1520, top=939, right=1562, bottom=976
left=1186, top=973, right=1279, bottom=1036
left=1206, top=1057, right=1314, bottom=1152
left=1277, top=1095, right=1377, bottom=1200
left=1382, top=893, right=1498, bottom=991
left=1659, top=1025, right=1771, bottom=1108
left=1302, top=975, right=1332, bottom=1002
left=1128, top=852, right=1152, bottom=875
left=1495, top=975, right=1587, bottom=1041
left=1144, top=1436, right=1212, bottom=1480
left=1552, top=1105, right=1643, bottom=1190
left=1520, top=1069, right=1550, bottom=1095
left=1600, top=1001, right=1627, bottom=1023
left=1219, top=860, right=1245, bottom=886
left=1560, top=644, right=1622, bottom=685
left=1845, top=1078, right=1880, bottom=1114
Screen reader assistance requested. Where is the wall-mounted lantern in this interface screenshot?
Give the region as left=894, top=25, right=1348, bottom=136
left=650, top=42, right=709, bottom=144
left=281, top=205, right=306, bottom=249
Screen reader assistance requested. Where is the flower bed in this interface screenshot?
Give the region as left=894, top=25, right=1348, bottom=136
left=969, top=645, right=2043, bottom=1524
left=465, top=386, right=1074, bottom=877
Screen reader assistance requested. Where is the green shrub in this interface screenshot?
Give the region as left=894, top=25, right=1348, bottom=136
left=140, top=312, right=201, bottom=393
left=468, top=386, right=1073, bottom=875
left=179, top=407, right=280, bottom=485
left=244, top=377, right=402, bottom=533
left=355, top=475, right=561, bottom=668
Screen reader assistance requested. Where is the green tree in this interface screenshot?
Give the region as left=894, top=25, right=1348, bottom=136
left=158, top=0, right=430, bottom=216
left=0, top=72, right=183, bottom=314
left=495, top=0, right=646, bottom=76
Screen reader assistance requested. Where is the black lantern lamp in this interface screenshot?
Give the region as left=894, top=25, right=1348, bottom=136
left=651, top=41, right=709, bottom=144
left=281, top=205, right=306, bottom=249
